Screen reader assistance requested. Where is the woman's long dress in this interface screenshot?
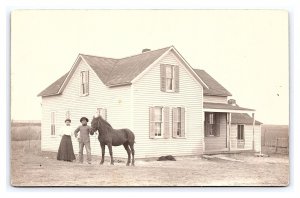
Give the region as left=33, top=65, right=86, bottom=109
left=57, top=135, right=76, bottom=161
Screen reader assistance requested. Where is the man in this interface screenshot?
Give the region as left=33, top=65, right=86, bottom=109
left=74, top=117, right=94, bottom=164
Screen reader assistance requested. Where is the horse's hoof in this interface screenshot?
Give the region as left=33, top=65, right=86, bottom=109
left=126, top=163, right=130, bottom=166
left=100, top=162, right=104, bottom=165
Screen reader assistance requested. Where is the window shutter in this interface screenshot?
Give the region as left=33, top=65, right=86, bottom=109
left=172, top=108, right=178, bottom=138
left=163, top=107, right=170, bottom=139
left=160, top=65, right=166, bottom=92
left=174, top=65, right=179, bottom=92
left=180, top=107, right=185, bottom=137
left=80, top=72, right=83, bottom=95
left=86, top=71, right=89, bottom=94
left=149, top=107, right=155, bottom=139
left=215, top=113, right=221, bottom=137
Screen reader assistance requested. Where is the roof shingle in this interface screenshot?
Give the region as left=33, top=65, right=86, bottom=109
left=37, top=72, right=68, bottom=97
left=231, top=113, right=262, bottom=125
left=193, top=69, right=232, bottom=96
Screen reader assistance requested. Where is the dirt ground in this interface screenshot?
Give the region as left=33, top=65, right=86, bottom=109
left=10, top=140, right=289, bottom=186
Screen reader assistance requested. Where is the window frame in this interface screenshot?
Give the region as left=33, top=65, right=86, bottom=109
left=80, top=70, right=89, bottom=96
left=50, top=111, right=56, bottom=136
left=172, top=107, right=186, bottom=138
left=204, top=112, right=221, bottom=137
left=153, top=106, right=163, bottom=138
left=165, top=65, right=175, bottom=92
left=97, top=108, right=107, bottom=120
left=237, top=124, right=245, bottom=140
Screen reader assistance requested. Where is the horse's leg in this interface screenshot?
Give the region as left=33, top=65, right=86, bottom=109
left=100, top=142, right=105, bottom=165
left=123, top=143, right=131, bottom=166
left=108, top=143, right=114, bottom=165
left=129, top=143, right=135, bottom=166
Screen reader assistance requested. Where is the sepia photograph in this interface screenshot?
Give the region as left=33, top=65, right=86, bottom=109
left=10, top=10, right=289, bottom=187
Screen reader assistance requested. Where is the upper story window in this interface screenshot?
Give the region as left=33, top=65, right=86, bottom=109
left=166, top=65, right=175, bottom=91
left=80, top=71, right=89, bottom=96
left=160, top=64, right=179, bottom=92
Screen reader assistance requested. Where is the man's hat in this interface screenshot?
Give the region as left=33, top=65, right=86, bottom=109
left=65, top=118, right=71, bottom=123
left=80, top=117, right=89, bottom=123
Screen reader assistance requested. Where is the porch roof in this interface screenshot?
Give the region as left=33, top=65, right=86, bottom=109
left=203, top=102, right=254, bottom=113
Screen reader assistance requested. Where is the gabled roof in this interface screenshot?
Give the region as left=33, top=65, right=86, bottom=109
left=37, top=72, right=68, bottom=97
left=38, top=46, right=228, bottom=97
left=193, top=69, right=232, bottom=96
left=231, top=113, right=262, bottom=125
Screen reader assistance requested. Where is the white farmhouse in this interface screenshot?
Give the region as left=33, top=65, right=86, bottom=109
left=38, top=46, right=262, bottom=158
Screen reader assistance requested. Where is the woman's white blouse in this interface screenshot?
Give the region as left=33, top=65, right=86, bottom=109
left=59, top=125, right=74, bottom=136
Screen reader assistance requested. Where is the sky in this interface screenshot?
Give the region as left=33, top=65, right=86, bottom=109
left=11, top=10, right=289, bottom=124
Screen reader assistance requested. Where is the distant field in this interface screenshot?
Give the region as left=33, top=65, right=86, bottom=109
left=11, top=121, right=41, bottom=141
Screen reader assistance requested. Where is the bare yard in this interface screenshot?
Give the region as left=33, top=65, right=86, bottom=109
left=11, top=140, right=289, bottom=186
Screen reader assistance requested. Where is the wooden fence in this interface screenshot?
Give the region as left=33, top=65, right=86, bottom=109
left=261, top=127, right=289, bottom=154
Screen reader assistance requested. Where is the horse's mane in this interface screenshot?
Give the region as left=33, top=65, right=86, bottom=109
left=100, top=116, right=113, bottom=128
left=97, top=116, right=113, bottom=133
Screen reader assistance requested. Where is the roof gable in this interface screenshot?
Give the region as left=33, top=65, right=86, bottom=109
left=193, top=69, right=232, bottom=96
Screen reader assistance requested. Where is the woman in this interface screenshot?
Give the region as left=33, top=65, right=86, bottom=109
left=57, top=118, right=76, bottom=162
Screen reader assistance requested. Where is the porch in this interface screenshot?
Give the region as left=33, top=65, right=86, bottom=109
left=203, top=102, right=258, bottom=154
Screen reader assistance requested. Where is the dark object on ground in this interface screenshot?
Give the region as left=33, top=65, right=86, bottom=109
left=157, top=155, right=176, bottom=161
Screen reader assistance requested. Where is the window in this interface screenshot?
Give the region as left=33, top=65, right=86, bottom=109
left=237, top=125, right=244, bottom=140
left=149, top=107, right=170, bottom=139
left=166, top=65, right=175, bottom=91
left=154, top=107, right=163, bottom=137
left=172, top=107, right=185, bottom=138
left=97, top=108, right=107, bottom=120
left=80, top=71, right=89, bottom=95
left=160, top=64, right=179, bottom=92
left=51, top=112, right=55, bottom=135
left=204, top=112, right=221, bottom=137
left=65, top=110, right=70, bottom=119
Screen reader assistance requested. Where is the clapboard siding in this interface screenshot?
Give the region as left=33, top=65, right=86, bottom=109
left=41, top=58, right=131, bottom=158
left=132, top=51, right=204, bottom=158
left=203, top=96, right=228, bottom=103
left=204, top=113, right=227, bottom=151
left=230, top=124, right=261, bottom=151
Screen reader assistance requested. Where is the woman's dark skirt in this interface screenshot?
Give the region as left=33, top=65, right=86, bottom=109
left=57, top=135, right=76, bottom=162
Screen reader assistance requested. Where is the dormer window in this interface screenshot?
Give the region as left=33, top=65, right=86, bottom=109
left=160, top=64, right=179, bottom=92
left=80, top=71, right=89, bottom=96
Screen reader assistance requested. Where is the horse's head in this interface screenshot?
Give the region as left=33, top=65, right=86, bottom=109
left=91, top=112, right=101, bottom=133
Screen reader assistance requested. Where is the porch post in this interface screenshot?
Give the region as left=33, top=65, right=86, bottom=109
left=228, top=112, right=231, bottom=151
left=252, top=113, right=255, bottom=151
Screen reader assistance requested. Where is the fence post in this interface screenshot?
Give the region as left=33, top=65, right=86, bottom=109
left=275, top=138, right=278, bottom=153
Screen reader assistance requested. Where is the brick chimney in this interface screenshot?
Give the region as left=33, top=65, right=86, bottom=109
left=228, top=99, right=236, bottom=106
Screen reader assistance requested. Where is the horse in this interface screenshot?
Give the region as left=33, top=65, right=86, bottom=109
left=91, top=113, right=135, bottom=166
